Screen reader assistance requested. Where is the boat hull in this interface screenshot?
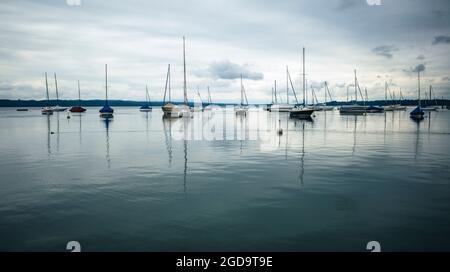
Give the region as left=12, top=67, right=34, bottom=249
left=269, top=104, right=294, bottom=112
left=70, top=106, right=86, bottom=113
left=422, top=107, right=438, bottom=111
left=339, top=105, right=366, bottom=115
left=289, top=107, right=314, bottom=119
left=41, top=107, right=54, bottom=115
left=235, top=106, right=248, bottom=115
left=100, top=112, right=113, bottom=118
left=53, top=106, right=67, bottom=112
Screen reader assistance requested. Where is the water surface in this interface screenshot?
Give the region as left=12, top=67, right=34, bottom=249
left=0, top=107, right=449, bottom=251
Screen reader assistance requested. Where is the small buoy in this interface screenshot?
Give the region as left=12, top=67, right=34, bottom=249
left=50, top=131, right=55, bottom=134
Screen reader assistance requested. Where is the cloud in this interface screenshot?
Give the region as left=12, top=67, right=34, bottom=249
left=416, top=54, right=425, bottom=60
left=371, top=45, right=399, bottom=59
left=199, top=60, right=263, bottom=80
left=443, top=76, right=450, bottom=82
left=432, top=35, right=450, bottom=45
left=336, top=0, right=359, bottom=10
left=412, top=63, right=426, bottom=73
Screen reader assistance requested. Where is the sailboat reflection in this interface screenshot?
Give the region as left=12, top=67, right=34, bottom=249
left=299, top=122, right=305, bottom=186
left=352, top=116, right=357, bottom=156
left=46, top=114, right=51, bottom=156
left=78, top=114, right=82, bottom=144
left=414, top=120, right=421, bottom=160
left=103, top=119, right=112, bottom=168
left=162, top=117, right=174, bottom=164
left=56, top=111, right=60, bottom=152
left=182, top=118, right=189, bottom=193
left=183, top=136, right=188, bottom=193
left=237, top=114, right=246, bottom=154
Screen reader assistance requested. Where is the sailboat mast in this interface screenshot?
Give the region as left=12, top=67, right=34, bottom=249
left=207, top=86, right=211, bottom=104
left=168, top=64, right=171, bottom=102
left=240, top=74, right=243, bottom=105
left=385, top=82, right=387, bottom=105
left=274, top=80, right=277, bottom=103
left=54, top=73, right=59, bottom=102
left=45, top=72, right=49, bottom=103
left=78, top=80, right=81, bottom=105
left=105, top=64, right=108, bottom=102
left=429, top=85, right=432, bottom=106
left=302, top=47, right=306, bottom=106
left=324, top=81, right=327, bottom=105
left=418, top=70, right=421, bottom=107
left=271, top=86, right=274, bottom=104
left=183, top=36, right=188, bottom=105
left=354, top=70, right=357, bottom=104
left=286, top=65, right=289, bottom=104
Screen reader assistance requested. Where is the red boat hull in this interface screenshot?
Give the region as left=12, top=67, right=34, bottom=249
left=70, top=106, right=86, bottom=113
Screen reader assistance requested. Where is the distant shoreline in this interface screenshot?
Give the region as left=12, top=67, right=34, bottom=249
left=1, top=99, right=449, bottom=108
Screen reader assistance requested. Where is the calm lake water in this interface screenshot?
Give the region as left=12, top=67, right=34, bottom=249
left=0, top=106, right=449, bottom=251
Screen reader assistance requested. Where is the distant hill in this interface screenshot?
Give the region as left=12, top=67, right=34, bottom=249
left=0, top=99, right=448, bottom=107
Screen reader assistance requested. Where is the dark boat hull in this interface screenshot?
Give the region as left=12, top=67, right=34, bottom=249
left=289, top=108, right=314, bottom=119
left=70, top=106, right=86, bottom=113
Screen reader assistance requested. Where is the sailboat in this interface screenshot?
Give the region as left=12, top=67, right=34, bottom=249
left=316, top=82, right=335, bottom=111
left=365, top=87, right=383, bottom=113
left=162, top=37, right=191, bottom=118
left=395, top=89, right=407, bottom=110
left=383, top=82, right=395, bottom=111
left=339, top=70, right=366, bottom=114
left=53, top=73, right=67, bottom=112
left=99, top=64, right=114, bottom=118
left=70, top=80, right=87, bottom=113
left=192, top=86, right=203, bottom=112
left=161, top=64, right=179, bottom=117
left=269, top=67, right=294, bottom=112
left=41, top=72, right=54, bottom=115
left=140, top=85, right=152, bottom=112
left=410, top=69, right=425, bottom=120
left=310, top=85, right=322, bottom=111
left=235, top=74, right=249, bottom=115
left=203, top=86, right=219, bottom=111
left=290, top=47, right=314, bottom=119
left=422, top=85, right=439, bottom=111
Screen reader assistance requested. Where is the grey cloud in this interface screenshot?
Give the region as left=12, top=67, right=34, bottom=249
left=371, top=45, right=398, bottom=59
left=201, top=60, right=263, bottom=80
left=336, top=0, right=359, bottom=10
left=432, top=35, right=450, bottom=45
left=412, top=64, right=426, bottom=73
left=416, top=54, right=425, bottom=60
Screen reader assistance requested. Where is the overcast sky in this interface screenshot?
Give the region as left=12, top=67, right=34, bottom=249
left=0, top=0, right=449, bottom=103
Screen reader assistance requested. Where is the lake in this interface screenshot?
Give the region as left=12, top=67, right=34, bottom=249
left=0, top=106, right=449, bottom=251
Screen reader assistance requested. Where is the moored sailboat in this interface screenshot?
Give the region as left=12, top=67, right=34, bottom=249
left=269, top=67, right=294, bottom=112
left=162, top=37, right=191, bottom=118
left=235, top=74, right=249, bottom=115
left=99, top=64, right=114, bottom=118
left=70, top=80, right=86, bottom=113
left=140, top=85, right=152, bottom=112
left=53, top=73, right=67, bottom=112
left=422, top=85, right=439, bottom=111
left=41, top=72, right=54, bottom=115
left=410, top=69, right=424, bottom=120
left=290, top=47, right=314, bottom=119
left=339, top=70, right=366, bottom=115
